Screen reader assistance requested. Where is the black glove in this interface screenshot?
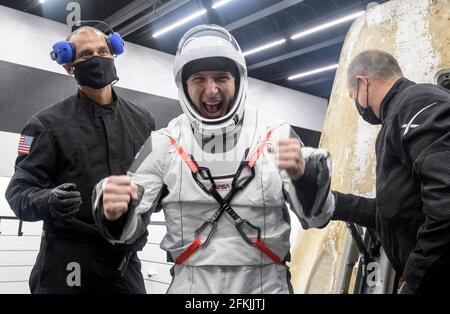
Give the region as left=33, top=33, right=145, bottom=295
left=296, top=154, right=330, bottom=188
left=48, top=183, right=82, bottom=219
left=307, top=153, right=330, bottom=187
left=293, top=149, right=331, bottom=219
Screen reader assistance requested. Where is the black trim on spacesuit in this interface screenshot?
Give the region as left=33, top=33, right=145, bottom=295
left=128, top=135, right=153, bottom=173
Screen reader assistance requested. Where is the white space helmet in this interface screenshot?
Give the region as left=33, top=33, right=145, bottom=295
left=173, top=24, right=247, bottom=136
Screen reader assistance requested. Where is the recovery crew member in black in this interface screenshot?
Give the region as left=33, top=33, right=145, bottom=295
left=5, top=26, right=155, bottom=293
left=330, top=50, right=450, bottom=294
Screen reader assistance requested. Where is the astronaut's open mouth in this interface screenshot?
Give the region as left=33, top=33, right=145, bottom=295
left=203, top=101, right=222, bottom=115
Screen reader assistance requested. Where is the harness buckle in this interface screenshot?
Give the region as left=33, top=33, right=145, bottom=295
left=235, top=219, right=261, bottom=245
left=195, top=219, right=218, bottom=247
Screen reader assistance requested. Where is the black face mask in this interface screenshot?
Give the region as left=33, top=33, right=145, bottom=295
left=72, top=56, right=119, bottom=89
left=354, top=79, right=381, bottom=125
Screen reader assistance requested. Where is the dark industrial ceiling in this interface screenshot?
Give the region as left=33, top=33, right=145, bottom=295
left=0, top=0, right=390, bottom=99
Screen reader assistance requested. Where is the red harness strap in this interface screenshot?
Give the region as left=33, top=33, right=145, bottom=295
left=175, top=239, right=202, bottom=265
left=253, top=240, right=283, bottom=265
left=169, top=136, right=198, bottom=173
left=169, top=129, right=284, bottom=265
left=247, top=129, right=272, bottom=168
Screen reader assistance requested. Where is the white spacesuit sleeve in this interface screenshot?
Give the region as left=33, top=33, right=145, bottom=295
left=92, top=131, right=168, bottom=244
left=278, top=126, right=335, bottom=229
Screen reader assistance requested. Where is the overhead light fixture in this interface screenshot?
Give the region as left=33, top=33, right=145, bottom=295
left=243, top=39, right=286, bottom=57
left=152, top=9, right=207, bottom=38
left=212, top=0, right=234, bottom=9
left=288, top=64, right=338, bottom=80
left=291, top=11, right=365, bottom=40
left=39, top=0, right=46, bottom=3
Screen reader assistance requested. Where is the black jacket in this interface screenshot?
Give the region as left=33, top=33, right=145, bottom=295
left=5, top=89, right=155, bottom=252
left=333, top=78, right=450, bottom=293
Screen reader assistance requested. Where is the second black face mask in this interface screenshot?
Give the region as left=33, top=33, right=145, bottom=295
left=72, top=56, right=119, bottom=89
left=354, top=79, right=381, bottom=125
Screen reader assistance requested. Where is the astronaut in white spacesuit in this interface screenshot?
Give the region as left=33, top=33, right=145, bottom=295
left=92, top=24, right=334, bottom=294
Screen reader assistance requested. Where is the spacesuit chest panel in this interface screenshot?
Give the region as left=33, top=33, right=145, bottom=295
left=158, top=110, right=291, bottom=265
left=162, top=109, right=285, bottom=209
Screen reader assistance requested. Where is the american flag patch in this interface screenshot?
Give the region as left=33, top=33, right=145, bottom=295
left=18, top=134, right=34, bottom=155
left=134, top=145, right=144, bottom=159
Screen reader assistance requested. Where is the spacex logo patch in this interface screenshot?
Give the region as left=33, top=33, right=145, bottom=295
left=401, top=102, right=437, bottom=136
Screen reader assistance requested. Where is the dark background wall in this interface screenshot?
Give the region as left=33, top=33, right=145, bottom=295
left=0, top=59, right=321, bottom=147
left=0, top=59, right=181, bottom=132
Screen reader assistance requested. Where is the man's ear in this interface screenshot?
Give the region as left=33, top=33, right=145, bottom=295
left=63, top=64, right=74, bottom=75
left=355, top=75, right=368, bottom=87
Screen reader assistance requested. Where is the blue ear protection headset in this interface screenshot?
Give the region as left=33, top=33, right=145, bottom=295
left=50, top=20, right=124, bottom=65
